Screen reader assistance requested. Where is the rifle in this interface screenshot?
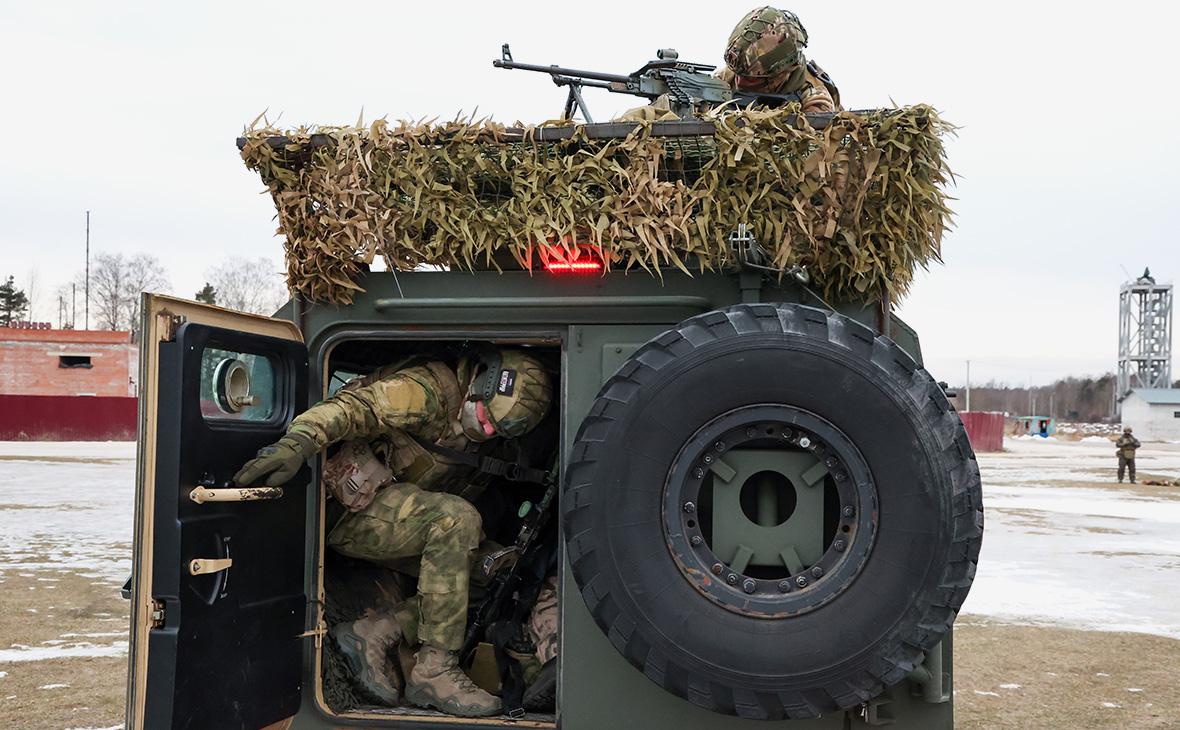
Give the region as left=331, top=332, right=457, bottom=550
left=458, top=460, right=558, bottom=668
left=493, top=43, right=801, bottom=122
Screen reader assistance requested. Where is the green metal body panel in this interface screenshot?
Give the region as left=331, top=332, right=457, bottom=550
left=278, top=268, right=952, bottom=729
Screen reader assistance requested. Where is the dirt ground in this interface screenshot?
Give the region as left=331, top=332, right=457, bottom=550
left=0, top=568, right=128, bottom=730
left=3, top=439, right=1180, bottom=729
left=954, top=620, right=1180, bottom=729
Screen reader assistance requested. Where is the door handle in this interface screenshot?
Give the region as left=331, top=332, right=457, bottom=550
left=189, top=486, right=283, bottom=504
left=189, top=557, right=233, bottom=576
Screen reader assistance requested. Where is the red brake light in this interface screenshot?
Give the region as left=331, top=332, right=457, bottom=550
left=538, top=241, right=604, bottom=274
left=544, top=259, right=603, bottom=274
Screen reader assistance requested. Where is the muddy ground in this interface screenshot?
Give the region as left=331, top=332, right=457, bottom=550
left=2, top=439, right=1179, bottom=729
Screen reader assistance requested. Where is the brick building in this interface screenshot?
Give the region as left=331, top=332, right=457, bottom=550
left=0, top=328, right=137, bottom=396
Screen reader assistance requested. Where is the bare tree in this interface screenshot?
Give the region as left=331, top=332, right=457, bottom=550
left=89, top=253, right=126, bottom=331
left=24, top=268, right=40, bottom=322
left=85, top=252, right=170, bottom=337
left=122, top=253, right=170, bottom=337
left=204, top=257, right=286, bottom=314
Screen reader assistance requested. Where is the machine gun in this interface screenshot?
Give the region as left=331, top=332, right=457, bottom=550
left=493, top=44, right=801, bottom=122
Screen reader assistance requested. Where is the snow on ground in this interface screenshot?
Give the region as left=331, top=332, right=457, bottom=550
left=2, top=435, right=1180, bottom=671
left=0, top=442, right=135, bottom=581
left=962, top=437, right=1180, bottom=638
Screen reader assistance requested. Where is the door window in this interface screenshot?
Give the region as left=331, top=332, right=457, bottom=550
left=200, top=347, right=277, bottom=421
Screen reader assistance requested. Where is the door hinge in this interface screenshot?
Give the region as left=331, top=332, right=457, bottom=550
left=150, top=599, right=166, bottom=628
left=157, top=312, right=186, bottom=342
left=299, top=621, right=328, bottom=649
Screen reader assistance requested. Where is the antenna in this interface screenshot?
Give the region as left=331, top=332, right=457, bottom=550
left=84, top=210, right=90, bottom=331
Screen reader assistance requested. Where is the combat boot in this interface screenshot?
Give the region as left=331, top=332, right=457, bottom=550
left=331, top=612, right=403, bottom=706
left=405, top=644, right=501, bottom=717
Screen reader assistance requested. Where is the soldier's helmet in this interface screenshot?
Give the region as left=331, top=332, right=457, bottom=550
left=724, top=6, right=809, bottom=80
left=470, top=349, right=553, bottom=438
left=1124, top=426, right=1133, bottom=433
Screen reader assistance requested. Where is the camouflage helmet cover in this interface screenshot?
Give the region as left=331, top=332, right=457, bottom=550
left=470, top=349, right=553, bottom=438
left=724, top=6, right=809, bottom=79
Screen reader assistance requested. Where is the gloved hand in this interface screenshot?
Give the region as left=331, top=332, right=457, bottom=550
left=234, top=432, right=317, bottom=487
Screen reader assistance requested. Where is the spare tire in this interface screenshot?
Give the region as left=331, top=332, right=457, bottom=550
left=563, top=304, right=983, bottom=720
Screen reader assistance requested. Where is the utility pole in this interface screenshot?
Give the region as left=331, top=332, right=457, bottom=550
left=58, top=295, right=64, bottom=329
left=71, top=283, right=76, bottom=329
left=965, top=359, right=972, bottom=412
left=84, top=210, right=90, bottom=330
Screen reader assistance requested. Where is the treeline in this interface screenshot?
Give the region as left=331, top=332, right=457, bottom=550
left=960, top=374, right=1117, bottom=422
left=5, top=255, right=285, bottom=341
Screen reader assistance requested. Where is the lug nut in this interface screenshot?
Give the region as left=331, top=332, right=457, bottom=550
left=825, top=457, right=838, bottom=467
left=798, top=436, right=812, bottom=448
left=795, top=575, right=808, bottom=587
left=742, top=579, right=756, bottom=594
left=693, top=467, right=705, bottom=479
left=842, top=505, right=855, bottom=518
left=746, top=427, right=758, bottom=438
left=833, top=471, right=846, bottom=482
left=782, top=429, right=793, bottom=439
left=690, top=536, right=703, bottom=547
left=778, top=580, right=791, bottom=593
left=726, top=573, right=738, bottom=586
left=811, top=566, right=823, bottom=578
left=713, top=441, right=726, bottom=452
left=703, top=454, right=714, bottom=464
left=683, top=501, right=696, bottom=514
left=711, top=563, right=724, bottom=575
left=833, top=539, right=846, bottom=552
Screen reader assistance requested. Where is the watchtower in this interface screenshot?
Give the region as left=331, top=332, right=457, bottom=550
left=1117, top=268, right=1173, bottom=406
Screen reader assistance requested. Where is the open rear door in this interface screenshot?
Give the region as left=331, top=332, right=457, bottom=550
left=126, top=294, right=310, bottom=730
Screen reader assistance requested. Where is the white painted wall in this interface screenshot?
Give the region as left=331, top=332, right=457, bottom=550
left=1123, top=394, right=1180, bottom=442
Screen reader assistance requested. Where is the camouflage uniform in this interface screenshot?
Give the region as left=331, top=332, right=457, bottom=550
left=616, top=6, right=840, bottom=122
left=1116, top=430, right=1141, bottom=483
left=287, top=361, right=481, bottom=650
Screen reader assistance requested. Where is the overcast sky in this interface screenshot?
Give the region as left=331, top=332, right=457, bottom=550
left=1, top=1, right=1176, bottom=386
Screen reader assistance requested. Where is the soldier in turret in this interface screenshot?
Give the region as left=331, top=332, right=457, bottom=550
left=234, top=350, right=553, bottom=717
left=618, top=6, right=841, bottom=121
left=1116, top=426, right=1141, bottom=483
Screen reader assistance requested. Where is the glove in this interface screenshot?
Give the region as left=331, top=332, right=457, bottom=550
left=234, top=432, right=317, bottom=487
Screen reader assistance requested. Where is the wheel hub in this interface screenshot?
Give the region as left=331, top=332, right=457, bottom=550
left=661, top=404, right=878, bottom=618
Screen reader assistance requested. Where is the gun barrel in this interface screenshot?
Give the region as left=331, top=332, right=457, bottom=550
left=493, top=59, right=632, bottom=85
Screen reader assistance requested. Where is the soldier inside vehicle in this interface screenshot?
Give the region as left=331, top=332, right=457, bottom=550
left=235, top=339, right=561, bottom=721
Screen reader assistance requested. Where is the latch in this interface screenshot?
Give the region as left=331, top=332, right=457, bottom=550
left=299, top=621, right=329, bottom=649
left=149, top=599, right=166, bottom=628
left=189, top=557, right=233, bottom=576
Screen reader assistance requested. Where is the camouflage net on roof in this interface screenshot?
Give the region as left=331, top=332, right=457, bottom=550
left=240, top=105, right=953, bottom=305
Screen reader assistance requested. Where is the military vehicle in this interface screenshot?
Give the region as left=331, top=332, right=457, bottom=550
left=122, top=117, right=982, bottom=729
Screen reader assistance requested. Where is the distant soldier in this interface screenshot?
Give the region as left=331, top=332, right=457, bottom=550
left=1116, top=426, right=1141, bottom=483
left=617, top=6, right=841, bottom=122
left=234, top=350, right=553, bottom=717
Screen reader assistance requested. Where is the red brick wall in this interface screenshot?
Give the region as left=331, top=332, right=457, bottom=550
left=0, top=329, right=136, bottom=397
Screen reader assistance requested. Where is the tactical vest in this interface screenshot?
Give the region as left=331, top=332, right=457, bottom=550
left=339, top=359, right=490, bottom=500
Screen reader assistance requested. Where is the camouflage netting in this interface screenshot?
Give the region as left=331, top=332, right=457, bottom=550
left=240, top=105, right=953, bottom=305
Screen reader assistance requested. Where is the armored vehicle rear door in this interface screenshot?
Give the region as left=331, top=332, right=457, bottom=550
left=125, top=294, right=310, bottom=730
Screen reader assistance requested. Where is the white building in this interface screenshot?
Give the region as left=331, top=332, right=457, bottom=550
left=1121, top=389, right=1180, bottom=442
